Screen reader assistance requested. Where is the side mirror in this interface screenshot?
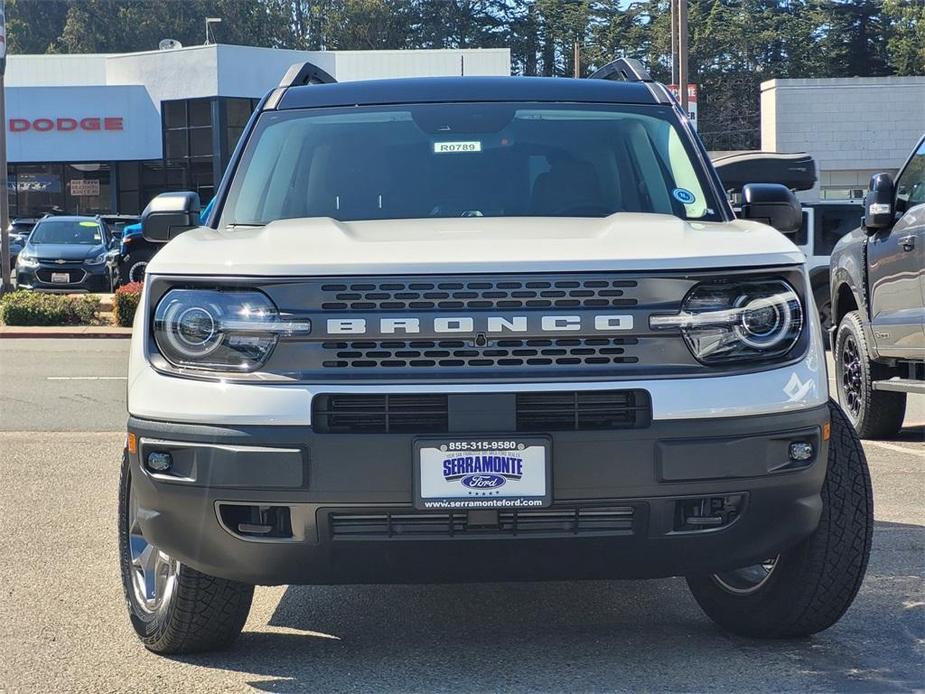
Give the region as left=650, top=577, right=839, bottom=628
left=739, top=183, right=802, bottom=233
left=863, top=173, right=894, bottom=234
left=141, top=192, right=201, bottom=242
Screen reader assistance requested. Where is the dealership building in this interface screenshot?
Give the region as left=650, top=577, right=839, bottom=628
left=761, top=76, right=925, bottom=201
left=5, top=44, right=511, bottom=218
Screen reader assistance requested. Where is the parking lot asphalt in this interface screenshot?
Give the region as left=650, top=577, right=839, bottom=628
left=1, top=339, right=923, bottom=692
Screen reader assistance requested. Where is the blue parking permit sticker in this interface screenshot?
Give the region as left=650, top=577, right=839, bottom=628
left=672, top=188, right=696, bottom=204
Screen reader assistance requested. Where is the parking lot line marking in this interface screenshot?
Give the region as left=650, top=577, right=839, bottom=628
left=46, top=376, right=128, bottom=381
left=863, top=440, right=925, bottom=459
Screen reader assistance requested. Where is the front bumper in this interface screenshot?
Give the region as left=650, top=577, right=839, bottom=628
left=16, top=262, right=111, bottom=292
left=127, top=403, right=829, bottom=585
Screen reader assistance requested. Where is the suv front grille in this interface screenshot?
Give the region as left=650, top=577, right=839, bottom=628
left=36, top=269, right=87, bottom=283
left=311, top=394, right=448, bottom=434
left=319, top=278, right=638, bottom=312
left=311, top=390, right=651, bottom=433
left=328, top=506, right=636, bottom=539
left=321, top=337, right=639, bottom=369
left=516, top=390, right=651, bottom=431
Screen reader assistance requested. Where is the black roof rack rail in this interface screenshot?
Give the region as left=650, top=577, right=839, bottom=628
left=589, top=58, right=653, bottom=83
left=264, top=61, right=337, bottom=111
left=278, top=61, right=337, bottom=88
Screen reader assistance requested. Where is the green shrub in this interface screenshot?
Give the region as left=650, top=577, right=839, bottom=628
left=0, top=291, right=100, bottom=326
left=113, top=282, right=143, bottom=327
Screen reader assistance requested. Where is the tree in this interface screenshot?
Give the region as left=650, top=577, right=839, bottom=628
left=812, top=0, right=892, bottom=77
left=883, top=0, right=925, bottom=75
left=10, top=0, right=286, bottom=54
left=6, top=0, right=69, bottom=54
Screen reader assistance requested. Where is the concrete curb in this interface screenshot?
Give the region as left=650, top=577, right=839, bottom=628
left=0, top=326, right=132, bottom=339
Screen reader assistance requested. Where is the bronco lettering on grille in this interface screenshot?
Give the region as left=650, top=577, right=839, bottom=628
left=325, top=314, right=633, bottom=336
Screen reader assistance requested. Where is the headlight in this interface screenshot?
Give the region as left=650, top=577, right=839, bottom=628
left=86, top=252, right=107, bottom=265
left=17, top=251, right=37, bottom=267
left=650, top=279, right=803, bottom=363
left=153, top=288, right=311, bottom=371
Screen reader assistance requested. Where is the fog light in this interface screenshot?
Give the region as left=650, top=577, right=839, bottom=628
left=789, top=442, right=814, bottom=462
left=146, top=451, right=173, bottom=472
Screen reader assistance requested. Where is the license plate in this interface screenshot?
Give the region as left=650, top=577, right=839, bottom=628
left=414, top=437, right=551, bottom=511
left=51, top=272, right=70, bottom=283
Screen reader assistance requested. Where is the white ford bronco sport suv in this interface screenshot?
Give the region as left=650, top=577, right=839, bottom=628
left=120, top=59, right=872, bottom=654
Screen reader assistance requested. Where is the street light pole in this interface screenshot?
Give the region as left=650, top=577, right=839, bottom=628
left=574, top=38, right=580, bottom=78
left=205, top=17, right=222, bottom=45
left=0, top=0, right=10, bottom=295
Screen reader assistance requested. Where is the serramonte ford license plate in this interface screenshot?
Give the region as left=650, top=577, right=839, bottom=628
left=414, top=437, right=551, bottom=510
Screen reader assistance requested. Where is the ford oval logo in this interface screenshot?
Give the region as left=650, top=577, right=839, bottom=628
left=461, top=473, right=506, bottom=489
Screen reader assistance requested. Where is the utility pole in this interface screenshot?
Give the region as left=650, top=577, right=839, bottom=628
left=0, top=0, right=10, bottom=295
left=678, top=0, right=689, bottom=113
left=670, top=0, right=679, bottom=86
left=573, top=38, right=580, bottom=78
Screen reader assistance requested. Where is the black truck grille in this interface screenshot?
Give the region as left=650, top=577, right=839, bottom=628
left=321, top=337, right=639, bottom=369
left=328, top=506, right=636, bottom=539
left=319, top=278, right=638, bottom=311
left=311, top=390, right=650, bottom=433
left=312, top=394, right=448, bottom=434
left=516, top=390, right=651, bottom=431
left=36, top=268, right=86, bottom=283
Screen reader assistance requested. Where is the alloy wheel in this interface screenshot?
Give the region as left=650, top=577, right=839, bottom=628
left=840, top=334, right=864, bottom=417
left=127, top=485, right=178, bottom=614
left=128, top=261, right=148, bottom=284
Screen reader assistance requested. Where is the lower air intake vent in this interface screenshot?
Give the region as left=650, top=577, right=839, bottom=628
left=329, top=506, right=635, bottom=539
left=516, top=389, right=651, bottom=431
left=312, top=394, right=448, bottom=434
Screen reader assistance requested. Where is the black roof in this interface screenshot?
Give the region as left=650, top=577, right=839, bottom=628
left=277, top=76, right=660, bottom=110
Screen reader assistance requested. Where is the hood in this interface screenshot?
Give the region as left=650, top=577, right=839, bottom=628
left=148, top=213, right=805, bottom=277
left=28, top=243, right=103, bottom=261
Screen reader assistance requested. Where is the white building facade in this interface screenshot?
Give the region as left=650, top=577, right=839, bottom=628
left=761, top=76, right=925, bottom=201
left=5, top=44, right=511, bottom=217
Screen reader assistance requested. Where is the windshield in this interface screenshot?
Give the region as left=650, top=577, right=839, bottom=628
left=29, top=220, right=103, bottom=245
left=222, top=102, right=721, bottom=226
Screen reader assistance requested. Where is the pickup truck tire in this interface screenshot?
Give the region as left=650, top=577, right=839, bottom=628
left=686, top=399, right=872, bottom=638
left=118, top=450, right=253, bottom=654
left=834, top=311, right=906, bottom=439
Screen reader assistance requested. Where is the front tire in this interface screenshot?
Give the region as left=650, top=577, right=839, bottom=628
left=118, top=450, right=253, bottom=654
left=686, top=400, right=872, bottom=638
left=834, top=311, right=906, bottom=439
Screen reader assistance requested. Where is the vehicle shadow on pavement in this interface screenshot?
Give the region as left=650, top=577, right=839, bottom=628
left=169, top=520, right=924, bottom=694
left=890, top=425, right=925, bottom=443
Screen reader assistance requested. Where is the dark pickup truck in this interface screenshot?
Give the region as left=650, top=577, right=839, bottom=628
left=830, top=134, right=925, bottom=438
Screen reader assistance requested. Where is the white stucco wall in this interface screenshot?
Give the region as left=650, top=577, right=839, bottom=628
left=6, top=53, right=110, bottom=86
left=761, top=76, right=925, bottom=199
left=329, top=49, right=511, bottom=81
